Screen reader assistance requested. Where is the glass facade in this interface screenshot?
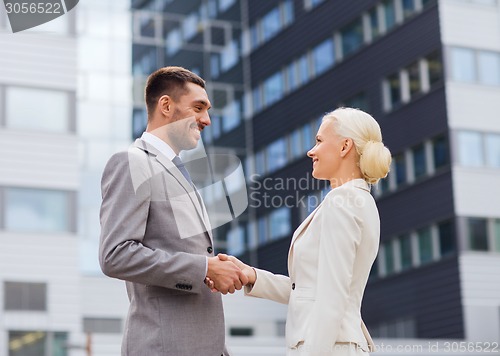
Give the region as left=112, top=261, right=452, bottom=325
left=468, top=218, right=489, bottom=251
left=269, top=207, right=291, bottom=240
left=8, top=331, right=67, bottom=356
left=312, top=39, right=335, bottom=76
left=412, top=144, right=426, bottom=179
left=417, top=227, right=433, bottom=264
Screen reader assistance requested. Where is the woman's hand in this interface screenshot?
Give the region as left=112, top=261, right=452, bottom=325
left=204, top=254, right=256, bottom=292
left=218, top=254, right=256, bottom=285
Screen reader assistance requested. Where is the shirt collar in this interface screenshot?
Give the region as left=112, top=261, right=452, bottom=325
left=141, top=132, right=176, bottom=161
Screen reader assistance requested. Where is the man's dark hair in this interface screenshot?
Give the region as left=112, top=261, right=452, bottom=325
left=145, top=66, right=205, bottom=118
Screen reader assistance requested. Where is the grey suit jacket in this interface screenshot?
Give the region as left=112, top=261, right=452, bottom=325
left=99, top=138, right=229, bottom=356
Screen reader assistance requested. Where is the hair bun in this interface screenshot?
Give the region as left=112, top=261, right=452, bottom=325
left=359, top=140, right=392, bottom=185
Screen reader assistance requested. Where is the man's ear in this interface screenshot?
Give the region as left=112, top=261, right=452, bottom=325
left=340, top=138, right=354, bottom=157
left=158, top=95, right=172, bottom=116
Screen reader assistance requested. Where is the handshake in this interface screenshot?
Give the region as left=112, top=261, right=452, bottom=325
left=204, top=254, right=256, bottom=294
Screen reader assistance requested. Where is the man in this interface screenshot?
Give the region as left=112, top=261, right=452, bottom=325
left=99, top=66, right=247, bottom=355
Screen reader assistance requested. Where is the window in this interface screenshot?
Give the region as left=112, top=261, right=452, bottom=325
left=407, top=61, right=421, bottom=97
left=138, top=12, right=155, bottom=38
left=433, top=135, right=449, bottom=169
left=458, top=131, right=484, bottom=167
left=302, top=124, right=314, bottom=152
left=289, top=128, right=303, bottom=159
left=227, top=225, right=245, bottom=256
left=478, top=51, right=500, bottom=86
left=257, top=216, right=268, bottom=244
left=417, top=227, right=433, bottom=264
left=132, top=108, right=147, bottom=139
left=394, top=153, right=407, bottom=186
left=247, top=221, right=257, bottom=249
left=283, top=0, right=295, bottom=26
left=379, top=175, right=389, bottom=194
left=384, top=242, right=395, bottom=275
left=249, top=25, right=259, bottom=50
left=4, top=282, right=46, bottom=311
left=210, top=53, right=220, bottom=79
left=387, top=73, right=401, bottom=108
left=297, top=54, right=310, bottom=86
left=261, top=7, right=281, bottom=42
left=255, top=150, right=266, bottom=176
left=222, top=100, right=241, bottom=132
left=211, top=114, right=222, bottom=140
left=485, top=133, right=500, bottom=168
left=182, top=12, right=199, bottom=41
left=83, top=318, right=122, bottom=334
left=9, top=331, right=68, bottom=356
left=343, top=92, right=369, bottom=111
left=263, top=72, right=284, bottom=107
left=221, top=39, right=239, bottom=72
left=267, top=138, right=288, bottom=173
left=382, top=0, right=396, bottom=32
left=427, top=51, right=443, bottom=86
left=252, top=86, right=262, bottom=113
left=341, top=19, right=363, bottom=57
left=402, top=0, right=416, bottom=18
left=438, top=221, right=455, bottom=256
left=312, top=39, right=335, bottom=75
left=368, top=7, right=380, bottom=40
left=230, top=327, right=254, bottom=336
left=468, top=218, right=489, bottom=251
left=451, top=48, right=476, bottom=82
left=6, top=87, right=71, bottom=133
left=399, top=234, right=413, bottom=270
left=269, top=207, right=291, bottom=240
left=412, top=144, right=427, bottom=179
left=4, top=188, right=73, bottom=233
left=219, top=0, right=236, bottom=12
left=305, top=0, right=325, bottom=10
left=286, top=62, right=299, bottom=92
left=495, top=219, right=500, bottom=252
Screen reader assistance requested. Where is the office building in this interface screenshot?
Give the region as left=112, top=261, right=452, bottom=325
left=131, top=0, right=500, bottom=345
left=0, top=2, right=130, bottom=355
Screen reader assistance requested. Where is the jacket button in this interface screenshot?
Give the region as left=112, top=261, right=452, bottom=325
left=207, top=246, right=213, bottom=254
left=292, top=283, right=295, bottom=290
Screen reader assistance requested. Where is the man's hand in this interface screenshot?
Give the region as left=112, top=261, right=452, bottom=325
left=206, top=256, right=249, bottom=294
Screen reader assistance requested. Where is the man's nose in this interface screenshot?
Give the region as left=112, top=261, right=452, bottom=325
left=199, top=112, right=211, bottom=127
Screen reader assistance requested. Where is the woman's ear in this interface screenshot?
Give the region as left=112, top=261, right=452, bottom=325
left=340, top=138, right=354, bottom=157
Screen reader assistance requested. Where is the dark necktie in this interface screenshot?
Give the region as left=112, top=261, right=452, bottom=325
left=172, top=155, right=193, bottom=185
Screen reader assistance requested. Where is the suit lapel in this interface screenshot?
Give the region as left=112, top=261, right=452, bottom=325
left=134, top=139, right=213, bottom=241
left=287, top=201, right=324, bottom=273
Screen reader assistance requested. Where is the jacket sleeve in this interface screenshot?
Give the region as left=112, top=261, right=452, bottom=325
left=303, top=187, right=363, bottom=355
left=244, top=268, right=291, bottom=305
left=98, top=152, right=207, bottom=294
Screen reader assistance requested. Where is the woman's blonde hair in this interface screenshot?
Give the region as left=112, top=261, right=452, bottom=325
left=323, top=107, right=392, bottom=185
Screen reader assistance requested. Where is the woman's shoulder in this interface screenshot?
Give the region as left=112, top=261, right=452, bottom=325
left=323, top=179, right=375, bottom=212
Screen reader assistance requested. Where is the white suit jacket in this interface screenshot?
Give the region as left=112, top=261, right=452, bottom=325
left=246, top=179, right=378, bottom=355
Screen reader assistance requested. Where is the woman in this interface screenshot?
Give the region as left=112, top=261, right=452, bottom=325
left=211, top=108, right=391, bottom=355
